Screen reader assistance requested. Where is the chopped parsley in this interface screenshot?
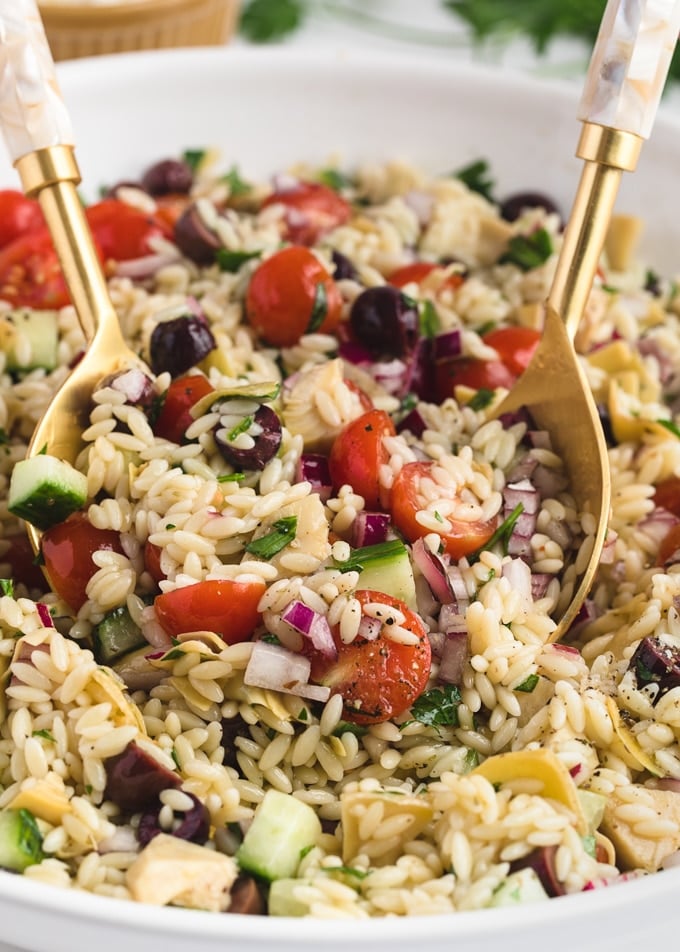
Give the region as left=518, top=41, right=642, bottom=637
left=468, top=502, right=524, bottom=563
left=227, top=415, right=254, bottom=442
left=500, top=228, right=553, bottom=271
left=182, top=148, right=207, bottom=174
left=0, top=579, right=13, bottom=597
left=318, top=168, right=353, bottom=191
left=467, top=388, right=495, bottom=411
left=221, top=164, right=252, bottom=196
left=409, top=684, right=462, bottom=730
left=245, top=516, right=298, bottom=559
left=239, top=0, right=306, bottom=43
left=515, top=673, right=539, bottom=693
left=307, top=282, right=328, bottom=333
left=216, top=248, right=262, bottom=273
left=657, top=419, right=680, bottom=440
left=332, top=720, right=369, bottom=738
left=452, top=158, right=495, bottom=202
left=32, top=729, right=55, bottom=742
left=321, top=864, right=370, bottom=880
left=332, top=539, right=407, bottom=573
left=217, top=472, right=246, bottom=483
left=419, top=299, right=440, bottom=338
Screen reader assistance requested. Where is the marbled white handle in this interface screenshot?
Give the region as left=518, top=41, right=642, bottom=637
left=0, top=0, right=73, bottom=162
left=579, top=0, right=680, bottom=138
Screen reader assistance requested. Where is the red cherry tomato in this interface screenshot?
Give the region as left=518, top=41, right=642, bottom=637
left=315, top=589, right=431, bottom=724
left=245, top=245, right=343, bottom=347
left=328, top=409, right=396, bottom=509
left=85, top=199, right=172, bottom=262
left=154, top=578, right=266, bottom=644
left=1, top=533, right=46, bottom=591
left=434, top=357, right=516, bottom=400
left=143, top=541, right=166, bottom=584
left=41, top=512, right=124, bottom=612
left=261, top=181, right=351, bottom=245
left=390, top=460, right=497, bottom=559
left=654, top=477, right=680, bottom=518
left=0, top=191, right=44, bottom=249
left=388, top=261, right=465, bottom=291
left=0, top=229, right=71, bottom=309
left=658, top=523, right=680, bottom=566
left=482, top=326, right=541, bottom=376
left=153, top=373, right=215, bottom=444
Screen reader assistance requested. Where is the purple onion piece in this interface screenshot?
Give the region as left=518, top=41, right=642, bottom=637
left=502, top=478, right=540, bottom=515
left=98, top=368, right=156, bottom=410
left=282, top=600, right=337, bottom=659
left=351, top=511, right=390, bottom=548
left=36, top=603, right=54, bottom=628
left=295, top=454, right=332, bottom=501
left=629, top=636, right=680, bottom=703
left=149, top=314, right=216, bottom=377
left=396, top=407, right=428, bottom=438
left=432, top=329, right=462, bottom=362
left=509, top=845, right=565, bottom=897
left=137, top=791, right=210, bottom=847
left=412, top=537, right=455, bottom=604
left=174, top=203, right=222, bottom=265
left=437, top=630, right=468, bottom=685
left=104, top=741, right=181, bottom=812
left=214, top=404, right=282, bottom=471
left=141, top=158, right=193, bottom=196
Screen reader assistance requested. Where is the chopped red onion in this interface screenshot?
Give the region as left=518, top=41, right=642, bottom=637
left=438, top=630, right=468, bottom=684
left=427, top=630, right=446, bottom=658
left=296, top=454, right=332, bottom=502
left=403, top=190, right=435, bottom=226
left=501, top=558, right=532, bottom=601
left=351, top=511, right=390, bottom=548
left=114, top=250, right=181, bottom=280
left=526, top=430, right=553, bottom=450
left=357, top=614, right=382, bottom=641
left=244, top=640, right=331, bottom=701
left=446, top=565, right=470, bottom=612
left=503, top=478, right=540, bottom=514
left=506, top=455, right=539, bottom=484
left=281, top=601, right=337, bottom=659
left=371, top=358, right=410, bottom=396
left=531, top=464, right=569, bottom=499
left=412, top=538, right=455, bottom=604
left=396, top=407, right=428, bottom=437
left=270, top=173, right=300, bottom=193
left=530, top=573, right=552, bottom=600
left=639, top=507, right=680, bottom=548
left=36, top=603, right=54, bottom=628
left=432, top=329, right=462, bottom=362
left=100, top=367, right=155, bottom=408
left=438, top=604, right=467, bottom=634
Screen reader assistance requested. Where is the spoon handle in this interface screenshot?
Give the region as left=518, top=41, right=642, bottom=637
left=578, top=0, right=680, bottom=139
left=0, top=0, right=73, bottom=162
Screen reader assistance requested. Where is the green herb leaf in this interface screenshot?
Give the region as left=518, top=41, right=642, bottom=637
left=419, top=299, right=440, bottom=338
left=332, top=539, right=407, bottom=573
left=216, top=248, right=262, bottom=273
left=245, top=516, right=298, bottom=559
left=500, top=228, right=553, bottom=271
left=227, top=415, right=254, bottom=442
left=0, top=579, right=13, bottom=597
left=468, top=502, right=524, bottom=563
left=239, top=0, right=307, bottom=43
left=261, top=632, right=281, bottom=645
left=467, top=388, right=495, bottom=411
left=463, top=747, right=479, bottom=772
left=452, top=158, right=495, bottom=202
left=318, top=168, right=352, bottom=191
left=162, top=647, right=185, bottom=661
left=307, top=282, right=328, bottom=333
left=515, top=673, right=539, bottom=693
left=321, top=864, right=370, bottom=880
left=657, top=419, right=680, bottom=439
left=182, top=148, right=207, bottom=174
left=32, top=729, right=55, bottom=742
left=410, top=684, right=462, bottom=729
left=217, top=472, right=246, bottom=483
left=221, top=164, right=252, bottom=196
left=332, top=720, right=369, bottom=738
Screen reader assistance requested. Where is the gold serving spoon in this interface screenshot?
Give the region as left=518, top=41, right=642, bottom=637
left=493, top=0, right=680, bottom=641
left=0, top=0, right=149, bottom=552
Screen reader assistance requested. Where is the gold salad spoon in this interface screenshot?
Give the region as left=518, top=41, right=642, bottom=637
left=0, top=0, right=149, bottom=552
left=494, top=0, right=680, bottom=640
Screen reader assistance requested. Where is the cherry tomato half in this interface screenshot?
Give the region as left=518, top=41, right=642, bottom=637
left=261, top=181, right=351, bottom=245
left=85, top=199, right=172, bottom=262
left=328, top=409, right=396, bottom=510
left=0, top=532, right=46, bottom=591
left=154, top=578, right=266, bottom=644
left=388, top=261, right=465, bottom=292
left=434, top=356, right=516, bottom=401
left=153, top=373, right=215, bottom=444
left=315, top=589, right=431, bottom=724
left=41, top=512, right=124, bottom=612
left=654, top=477, right=680, bottom=518
left=245, top=245, right=343, bottom=348
left=143, top=541, right=166, bottom=585
left=0, top=229, right=71, bottom=309
left=482, top=326, right=541, bottom=376
left=658, top=523, right=680, bottom=566
left=390, top=460, right=497, bottom=559
left=0, top=191, right=44, bottom=249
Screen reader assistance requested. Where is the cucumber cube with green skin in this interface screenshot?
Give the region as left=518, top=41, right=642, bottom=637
left=268, top=878, right=312, bottom=916
left=8, top=455, right=88, bottom=531
left=0, top=808, right=44, bottom=872
left=0, top=309, right=58, bottom=372
left=489, top=868, right=549, bottom=907
left=93, top=605, right=147, bottom=665
left=236, top=789, right=322, bottom=881
left=356, top=545, right=417, bottom=610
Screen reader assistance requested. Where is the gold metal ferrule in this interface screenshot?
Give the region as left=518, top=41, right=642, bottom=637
left=549, top=123, right=644, bottom=341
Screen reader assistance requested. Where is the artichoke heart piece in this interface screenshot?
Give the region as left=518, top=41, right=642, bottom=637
left=605, top=696, right=663, bottom=777
left=89, top=667, right=147, bottom=734
left=189, top=381, right=281, bottom=419
left=472, top=749, right=587, bottom=834
left=340, top=788, right=434, bottom=865
left=8, top=779, right=71, bottom=826
left=281, top=358, right=366, bottom=453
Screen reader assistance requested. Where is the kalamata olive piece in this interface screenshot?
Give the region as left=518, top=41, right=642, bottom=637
left=104, top=741, right=181, bottom=812
left=499, top=191, right=561, bottom=223
left=509, top=845, right=565, bottom=897
left=214, top=404, right=282, bottom=471
left=331, top=249, right=358, bottom=281
left=349, top=285, right=419, bottom=359
left=174, top=203, right=222, bottom=265
left=149, top=314, right=216, bottom=377
left=630, top=636, right=680, bottom=703
left=227, top=876, right=266, bottom=915
left=141, top=158, right=193, bottom=196
left=137, top=792, right=210, bottom=847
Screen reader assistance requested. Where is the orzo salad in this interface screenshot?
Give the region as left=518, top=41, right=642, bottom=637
left=0, top=150, right=678, bottom=917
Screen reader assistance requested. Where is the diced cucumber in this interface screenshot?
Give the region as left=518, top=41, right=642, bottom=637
left=356, top=544, right=417, bottom=610
left=489, top=868, right=549, bottom=907
left=8, top=455, right=87, bottom=530
left=93, top=605, right=146, bottom=665
left=577, top=789, right=607, bottom=834
left=236, top=789, right=321, bottom=882
left=0, top=309, right=58, bottom=372
left=268, top=878, right=312, bottom=916
left=0, top=808, right=44, bottom=872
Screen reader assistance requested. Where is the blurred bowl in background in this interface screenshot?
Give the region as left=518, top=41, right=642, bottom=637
left=38, top=0, right=240, bottom=61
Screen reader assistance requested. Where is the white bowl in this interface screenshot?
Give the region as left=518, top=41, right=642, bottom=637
left=0, top=45, right=679, bottom=952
